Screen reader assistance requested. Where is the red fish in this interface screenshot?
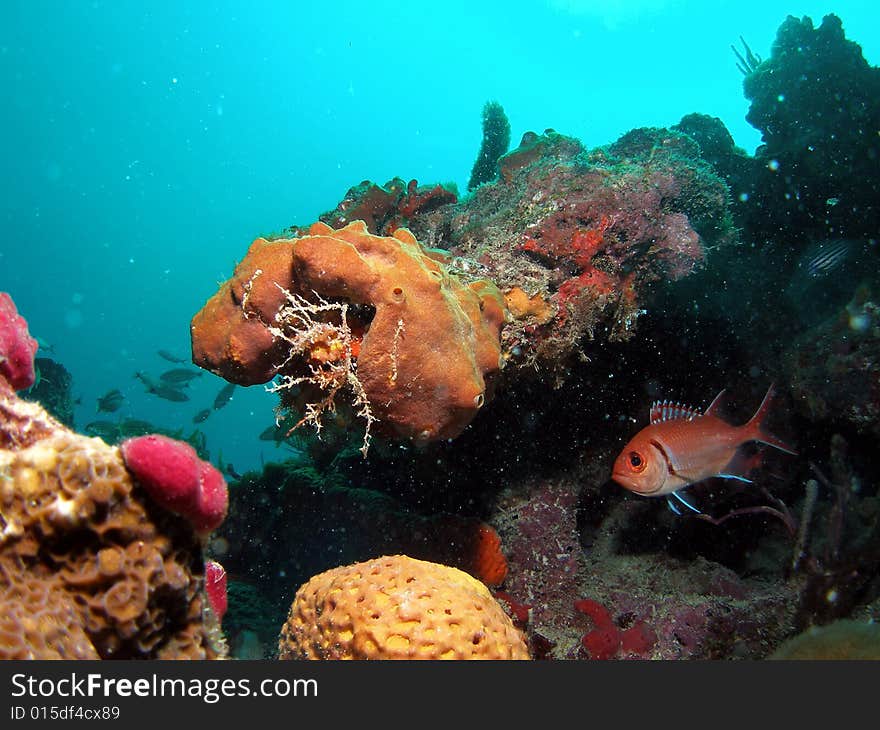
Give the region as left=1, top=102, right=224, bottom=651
left=612, top=385, right=796, bottom=509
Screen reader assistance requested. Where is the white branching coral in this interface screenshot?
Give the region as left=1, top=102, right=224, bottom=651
left=265, top=286, right=376, bottom=457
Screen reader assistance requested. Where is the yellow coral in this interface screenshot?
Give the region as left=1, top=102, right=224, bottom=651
left=278, top=555, right=530, bottom=660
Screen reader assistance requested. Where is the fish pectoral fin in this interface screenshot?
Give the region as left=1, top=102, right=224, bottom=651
left=666, top=497, right=682, bottom=515
left=716, top=473, right=753, bottom=483
left=669, top=490, right=704, bottom=514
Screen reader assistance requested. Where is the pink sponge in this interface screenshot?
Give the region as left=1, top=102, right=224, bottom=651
left=120, top=434, right=228, bottom=534
left=204, top=560, right=228, bottom=623
left=0, top=292, right=39, bottom=391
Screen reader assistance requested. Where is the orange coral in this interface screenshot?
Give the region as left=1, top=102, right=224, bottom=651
left=192, top=220, right=508, bottom=443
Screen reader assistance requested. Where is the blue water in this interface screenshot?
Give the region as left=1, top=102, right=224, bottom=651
left=1, top=0, right=877, bottom=472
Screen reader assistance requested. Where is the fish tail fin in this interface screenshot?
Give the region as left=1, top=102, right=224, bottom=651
left=743, top=384, right=798, bottom=455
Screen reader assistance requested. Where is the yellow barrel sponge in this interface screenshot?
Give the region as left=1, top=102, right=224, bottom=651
left=278, top=554, right=529, bottom=660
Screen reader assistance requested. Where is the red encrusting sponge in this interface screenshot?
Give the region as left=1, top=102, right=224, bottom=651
left=120, top=434, right=229, bottom=534
left=0, top=292, right=39, bottom=391
left=574, top=597, right=657, bottom=660
left=204, top=559, right=228, bottom=623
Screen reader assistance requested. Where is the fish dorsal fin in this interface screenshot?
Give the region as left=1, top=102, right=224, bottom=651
left=649, top=400, right=702, bottom=424
left=704, top=389, right=726, bottom=417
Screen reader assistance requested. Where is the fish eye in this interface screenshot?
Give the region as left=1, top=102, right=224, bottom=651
left=628, top=451, right=646, bottom=472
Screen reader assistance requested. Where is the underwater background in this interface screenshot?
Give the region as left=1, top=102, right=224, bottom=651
left=2, top=0, right=876, bottom=475
left=2, top=0, right=880, bottom=660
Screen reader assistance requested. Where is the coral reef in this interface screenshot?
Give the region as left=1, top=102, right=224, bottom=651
left=672, top=113, right=760, bottom=229
left=492, top=477, right=584, bottom=654
left=492, top=474, right=801, bottom=659
left=467, top=100, right=511, bottom=191
left=0, top=293, right=227, bottom=659
left=4, top=5, right=880, bottom=667
left=455, top=127, right=733, bottom=378
left=784, top=287, right=880, bottom=437
left=681, top=14, right=880, bottom=278
left=192, top=19, right=879, bottom=655
left=783, top=434, right=880, bottom=631
left=191, top=220, right=507, bottom=444
left=192, top=116, right=736, bottom=463
left=317, top=177, right=458, bottom=235
left=277, top=554, right=529, bottom=660
left=0, top=392, right=226, bottom=659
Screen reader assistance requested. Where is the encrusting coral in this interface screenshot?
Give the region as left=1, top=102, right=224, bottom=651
left=278, top=554, right=529, bottom=660
left=191, top=220, right=508, bottom=447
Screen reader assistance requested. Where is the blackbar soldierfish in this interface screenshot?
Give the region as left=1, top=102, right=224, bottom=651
left=612, top=385, right=796, bottom=509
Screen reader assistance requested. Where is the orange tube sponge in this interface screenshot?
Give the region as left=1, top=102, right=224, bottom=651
left=469, top=523, right=508, bottom=587
left=191, top=237, right=295, bottom=385
left=192, top=221, right=507, bottom=442
left=278, top=555, right=529, bottom=660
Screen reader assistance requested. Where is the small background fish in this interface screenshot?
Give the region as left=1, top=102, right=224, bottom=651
left=157, top=350, right=187, bottom=364
left=785, top=238, right=873, bottom=327
left=117, top=419, right=156, bottom=437
left=160, top=368, right=203, bottom=386
left=135, top=371, right=190, bottom=402
left=85, top=420, right=120, bottom=441
left=193, top=408, right=211, bottom=423
left=213, top=382, right=236, bottom=410
left=96, top=388, right=125, bottom=413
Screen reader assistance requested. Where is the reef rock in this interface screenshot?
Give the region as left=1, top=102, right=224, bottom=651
left=318, top=128, right=735, bottom=384
left=742, top=13, right=880, bottom=241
